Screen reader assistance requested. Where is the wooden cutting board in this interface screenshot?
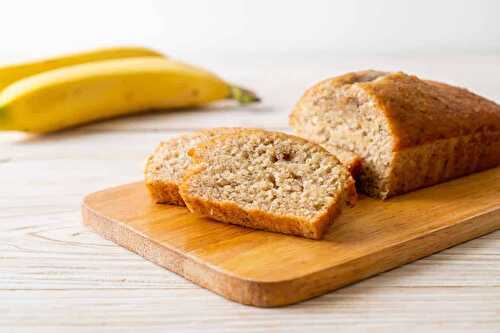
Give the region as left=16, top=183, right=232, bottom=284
left=82, top=168, right=500, bottom=307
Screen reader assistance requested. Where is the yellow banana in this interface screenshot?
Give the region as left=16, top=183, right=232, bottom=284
left=0, top=57, right=259, bottom=133
left=0, top=46, right=165, bottom=91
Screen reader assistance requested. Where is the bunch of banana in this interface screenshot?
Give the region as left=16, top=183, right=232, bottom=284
left=0, top=47, right=259, bottom=133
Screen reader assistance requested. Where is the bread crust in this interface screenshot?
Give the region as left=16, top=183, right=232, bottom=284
left=145, top=180, right=185, bottom=206
left=386, top=131, right=500, bottom=198
left=291, top=70, right=500, bottom=151
left=290, top=70, right=500, bottom=198
left=179, top=130, right=357, bottom=240
left=144, top=128, right=251, bottom=205
left=364, top=73, right=500, bottom=150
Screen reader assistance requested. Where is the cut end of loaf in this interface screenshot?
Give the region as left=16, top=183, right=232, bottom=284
left=180, top=130, right=356, bottom=239
left=290, top=70, right=395, bottom=199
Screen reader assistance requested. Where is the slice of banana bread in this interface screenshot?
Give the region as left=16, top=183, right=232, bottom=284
left=290, top=70, right=500, bottom=199
left=144, top=128, right=243, bottom=205
left=179, top=130, right=357, bottom=239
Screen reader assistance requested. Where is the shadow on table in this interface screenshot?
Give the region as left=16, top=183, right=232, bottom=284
left=6, top=102, right=273, bottom=145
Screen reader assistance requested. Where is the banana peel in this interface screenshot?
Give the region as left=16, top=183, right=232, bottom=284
left=0, top=48, right=259, bottom=133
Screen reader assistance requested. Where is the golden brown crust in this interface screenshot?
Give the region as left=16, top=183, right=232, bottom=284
left=365, top=72, right=500, bottom=197
left=362, top=73, right=500, bottom=150
left=180, top=130, right=357, bottom=240
left=291, top=70, right=500, bottom=151
left=180, top=188, right=340, bottom=239
left=145, top=180, right=185, bottom=206
left=384, top=131, right=500, bottom=198
left=290, top=70, right=500, bottom=198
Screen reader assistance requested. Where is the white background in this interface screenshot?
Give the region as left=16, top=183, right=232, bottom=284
left=1, top=0, right=499, bottom=63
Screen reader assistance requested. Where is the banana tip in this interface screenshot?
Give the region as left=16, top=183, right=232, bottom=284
left=229, top=86, right=261, bottom=105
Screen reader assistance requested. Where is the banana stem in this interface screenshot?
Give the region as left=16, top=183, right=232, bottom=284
left=0, top=107, right=9, bottom=131
left=228, top=85, right=261, bottom=105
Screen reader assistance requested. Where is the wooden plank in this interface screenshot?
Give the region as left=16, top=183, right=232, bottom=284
left=2, top=211, right=499, bottom=291
left=82, top=168, right=500, bottom=307
left=2, top=287, right=499, bottom=333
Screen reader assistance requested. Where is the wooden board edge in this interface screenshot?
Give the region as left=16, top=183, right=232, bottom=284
left=281, top=208, right=500, bottom=305
left=81, top=200, right=280, bottom=307
left=81, top=195, right=500, bottom=307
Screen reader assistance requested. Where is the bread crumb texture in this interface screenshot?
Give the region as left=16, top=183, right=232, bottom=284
left=144, top=128, right=244, bottom=205
left=180, top=130, right=356, bottom=239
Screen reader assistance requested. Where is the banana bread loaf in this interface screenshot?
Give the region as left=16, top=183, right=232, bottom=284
left=290, top=70, right=500, bottom=199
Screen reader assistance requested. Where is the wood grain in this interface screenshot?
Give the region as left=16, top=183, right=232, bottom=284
left=82, top=167, right=500, bottom=307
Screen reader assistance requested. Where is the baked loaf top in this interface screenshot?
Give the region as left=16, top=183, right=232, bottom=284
left=179, top=129, right=356, bottom=239
left=293, top=70, right=500, bottom=150
left=290, top=70, right=500, bottom=199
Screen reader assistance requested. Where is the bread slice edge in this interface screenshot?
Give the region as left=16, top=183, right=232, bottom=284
left=179, top=130, right=357, bottom=239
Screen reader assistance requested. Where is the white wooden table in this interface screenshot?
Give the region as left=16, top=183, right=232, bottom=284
left=1, top=55, right=499, bottom=332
